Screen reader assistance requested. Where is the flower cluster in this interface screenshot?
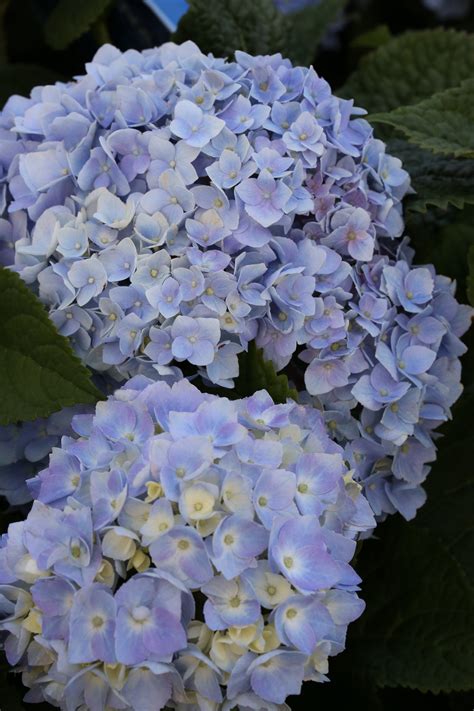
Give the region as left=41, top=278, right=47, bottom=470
left=304, top=247, right=472, bottom=520
left=1, top=41, right=408, bottom=390
left=0, top=379, right=375, bottom=709
left=0, top=41, right=470, bottom=519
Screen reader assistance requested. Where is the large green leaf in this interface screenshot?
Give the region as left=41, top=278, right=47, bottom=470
left=44, top=0, right=114, bottom=50
left=345, top=382, right=474, bottom=693
left=351, top=24, right=392, bottom=50
left=371, top=80, right=474, bottom=158
left=388, top=139, right=474, bottom=212
left=285, top=0, right=348, bottom=66
left=234, top=341, right=298, bottom=403
left=0, top=269, right=103, bottom=425
left=349, top=521, right=474, bottom=692
left=173, top=0, right=286, bottom=58
left=340, top=29, right=474, bottom=113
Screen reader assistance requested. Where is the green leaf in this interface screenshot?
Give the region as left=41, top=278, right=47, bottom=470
left=346, top=383, right=474, bottom=693
left=0, top=64, right=64, bottom=106
left=173, top=0, right=286, bottom=58
left=350, top=521, right=474, bottom=692
left=371, top=80, right=474, bottom=158
left=234, top=341, right=298, bottom=403
left=0, top=268, right=103, bottom=425
left=44, top=0, right=114, bottom=51
left=388, top=139, right=474, bottom=212
left=468, top=246, right=474, bottom=306
left=285, top=0, right=348, bottom=66
left=340, top=29, right=474, bottom=113
left=350, top=24, right=392, bottom=50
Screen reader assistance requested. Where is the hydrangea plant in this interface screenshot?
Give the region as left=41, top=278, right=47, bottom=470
left=0, top=378, right=375, bottom=709
left=0, top=41, right=469, bottom=521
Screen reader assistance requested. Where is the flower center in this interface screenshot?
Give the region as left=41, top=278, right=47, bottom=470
left=131, top=605, right=150, bottom=623
left=92, top=615, right=105, bottom=629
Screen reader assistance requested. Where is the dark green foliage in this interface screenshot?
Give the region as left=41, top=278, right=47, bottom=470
left=285, top=0, right=349, bottom=65
left=389, top=139, right=474, bottom=212
left=234, top=341, right=298, bottom=403
left=173, top=0, right=286, bottom=58
left=44, top=0, right=114, bottom=50
left=174, top=0, right=349, bottom=66
left=351, top=24, right=392, bottom=50
left=0, top=269, right=104, bottom=425
left=371, top=80, right=474, bottom=158
left=0, top=63, right=64, bottom=104
left=340, top=29, right=474, bottom=113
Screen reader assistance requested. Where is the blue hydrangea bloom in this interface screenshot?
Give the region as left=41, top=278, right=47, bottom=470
left=0, top=379, right=374, bottom=708
left=1, top=41, right=410, bottom=394
left=0, top=41, right=470, bottom=582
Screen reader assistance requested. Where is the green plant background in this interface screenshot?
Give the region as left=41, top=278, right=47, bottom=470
left=0, top=0, right=473, bottom=708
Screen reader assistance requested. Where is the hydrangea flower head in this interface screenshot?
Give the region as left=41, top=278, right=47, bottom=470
left=1, top=40, right=409, bottom=393
left=0, top=43, right=470, bottom=526
left=0, top=378, right=375, bottom=709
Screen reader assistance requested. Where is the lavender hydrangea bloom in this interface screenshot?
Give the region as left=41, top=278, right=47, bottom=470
left=0, top=379, right=373, bottom=708
left=1, top=39, right=416, bottom=397
left=0, top=38, right=469, bottom=638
